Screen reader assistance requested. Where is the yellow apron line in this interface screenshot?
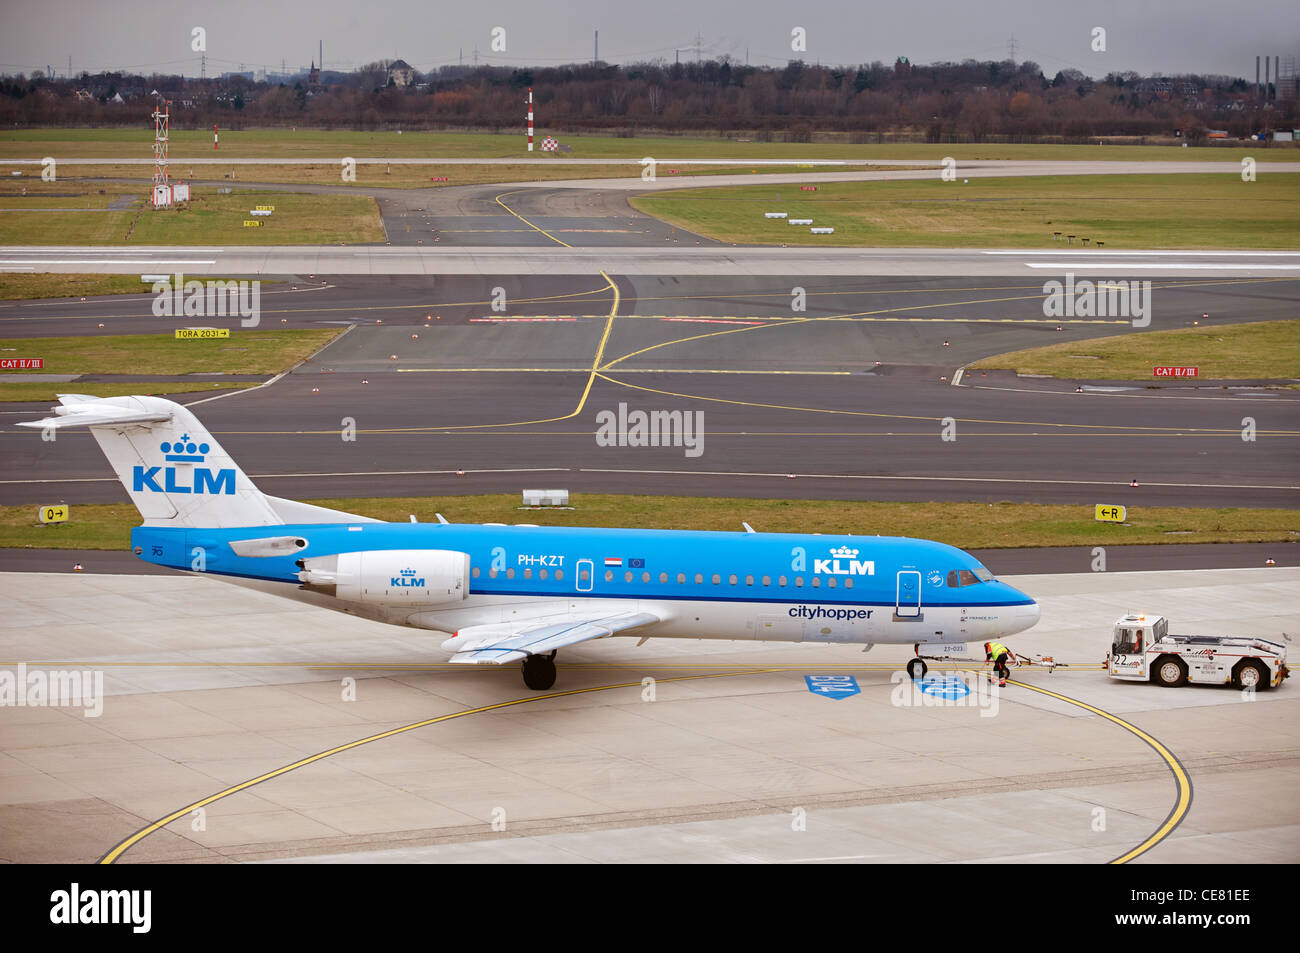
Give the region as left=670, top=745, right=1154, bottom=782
left=594, top=276, right=1295, bottom=373
left=593, top=373, right=1293, bottom=435
left=596, top=287, right=1101, bottom=372
left=1000, top=675, right=1193, bottom=864
left=97, top=667, right=779, bottom=864
left=615, top=276, right=1293, bottom=307
left=394, top=367, right=852, bottom=375
left=13, top=286, right=615, bottom=323
left=280, top=271, right=620, bottom=435
left=494, top=190, right=573, bottom=247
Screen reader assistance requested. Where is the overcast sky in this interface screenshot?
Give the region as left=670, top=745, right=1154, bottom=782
left=3, top=0, right=1297, bottom=80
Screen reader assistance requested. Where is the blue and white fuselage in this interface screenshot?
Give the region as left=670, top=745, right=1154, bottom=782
left=20, top=394, right=1040, bottom=690
left=131, top=521, right=1040, bottom=646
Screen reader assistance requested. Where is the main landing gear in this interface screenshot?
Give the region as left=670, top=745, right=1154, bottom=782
left=521, top=652, right=558, bottom=690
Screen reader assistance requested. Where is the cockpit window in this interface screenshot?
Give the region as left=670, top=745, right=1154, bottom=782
left=973, top=566, right=994, bottom=582
left=946, top=569, right=983, bottom=588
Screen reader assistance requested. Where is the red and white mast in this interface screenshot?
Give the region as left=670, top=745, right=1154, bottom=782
left=527, top=87, right=533, bottom=152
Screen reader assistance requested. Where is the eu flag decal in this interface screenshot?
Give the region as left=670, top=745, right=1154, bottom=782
left=628, top=558, right=645, bottom=568
left=805, top=675, right=860, bottom=700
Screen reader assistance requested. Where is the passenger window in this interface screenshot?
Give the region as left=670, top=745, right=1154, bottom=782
left=729, top=574, right=738, bottom=585
left=695, top=573, right=704, bottom=584
left=506, top=568, right=515, bottom=579
left=794, top=576, right=804, bottom=588
left=745, top=574, right=754, bottom=586
left=580, top=568, right=590, bottom=581
left=712, top=573, right=721, bottom=585
left=645, top=572, right=653, bottom=583
left=539, top=569, right=548, bottom=580
left=523, top=568, right=532, bottom=579
left=624, top=570, right=633, bottom=582
left=472, top=566, right=481, bottom=578
left=827, top=577, right=836, bottom=588
left=677, top=573, right=686, bottom=584
left=762, top=575, right=771, bottom=586
left=811, top=577, right=821, bottom=588
left=605, top=570, right=614, bottom=582
left=489, top=568, right=499, bottom=579
left=778, top=576, right=787, bottom=587
left=554, top=569, right=563, bottom=581
left=844, top=578, right=853, bottom=589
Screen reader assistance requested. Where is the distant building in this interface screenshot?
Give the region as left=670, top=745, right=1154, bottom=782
left=387, top=59, right=416, bottom=87
left=308, top=61, right=321, bottom=87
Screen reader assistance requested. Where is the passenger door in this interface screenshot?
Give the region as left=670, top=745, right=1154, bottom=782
left=895, top=570, right=922, bottom=619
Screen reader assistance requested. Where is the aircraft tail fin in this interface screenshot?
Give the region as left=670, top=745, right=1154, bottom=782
left=19, top=394, right=286, bottom=528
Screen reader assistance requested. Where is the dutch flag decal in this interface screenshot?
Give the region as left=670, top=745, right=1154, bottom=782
left=604, top=557, right=622, bottom=567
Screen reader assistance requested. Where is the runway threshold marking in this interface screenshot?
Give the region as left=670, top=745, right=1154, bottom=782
left=493, top=190, right=573, bottom=247
left=1000, top=676, right=1193, bottom=864
left=96, top=668, right=781, bottom=864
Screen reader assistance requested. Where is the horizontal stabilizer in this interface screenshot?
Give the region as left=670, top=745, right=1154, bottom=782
left=17, top=398, right=172, bottom=431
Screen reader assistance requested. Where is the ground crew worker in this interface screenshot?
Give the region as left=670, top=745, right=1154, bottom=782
left=985, top=641, right=1016, bottom=686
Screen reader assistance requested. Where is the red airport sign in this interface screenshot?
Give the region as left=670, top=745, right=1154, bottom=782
left=0, top=358, right=42, bottom=369
left=1153, top=366, right=1198, bottom=378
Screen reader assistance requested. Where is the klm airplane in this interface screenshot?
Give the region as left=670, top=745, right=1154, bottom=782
left=21, top=395, right=1040, bottom=690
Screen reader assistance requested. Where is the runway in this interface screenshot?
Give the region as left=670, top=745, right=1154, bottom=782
left=2, top=273, right=1297, bottom=508
left=2, top=273, right=1300, bottom=509
left=5, top=245, right=1300, bottom=276
left=1, top=565, right=1294, bottom=863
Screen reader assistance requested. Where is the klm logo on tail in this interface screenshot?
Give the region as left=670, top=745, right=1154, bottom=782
left=131, top=437, right=235, bottom=496
left=391, top=568, right=425, bottom=588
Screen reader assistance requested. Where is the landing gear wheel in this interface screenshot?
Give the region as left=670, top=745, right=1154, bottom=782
left=521, top=653, right=557, bottom=691
left=906, top=658, right=928, bottom=681
left=1233, top=660, right=1269, bottom=691
left=1153, top=656, right=1188, bottom=687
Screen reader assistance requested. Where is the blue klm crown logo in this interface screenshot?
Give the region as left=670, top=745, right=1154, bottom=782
left=160, top=435, right=210, bottom=463
left=391, top=567, right=425, bottom=587
left=131, top=433, right=234, bottom=495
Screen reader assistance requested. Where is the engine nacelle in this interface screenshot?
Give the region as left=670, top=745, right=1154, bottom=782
left=297, top=549, right=470, bottom=605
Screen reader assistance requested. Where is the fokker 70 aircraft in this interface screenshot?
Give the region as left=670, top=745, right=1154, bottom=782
left=22, top=395, right=1041, bottom=689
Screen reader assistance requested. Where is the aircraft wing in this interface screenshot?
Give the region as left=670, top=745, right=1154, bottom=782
left=441, top=611, right=660, bottom=665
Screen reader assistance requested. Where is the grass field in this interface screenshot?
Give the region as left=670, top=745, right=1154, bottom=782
left=0, top=273, right=152, bottom=300
left=2, top=495, right=1295, bottom=551
left=630, top=173, right=1300, bottom=249
left=0, top=183, right=384, bottom=245
left=0, top=329, right=341, bottom=377
left=0, top=273, right=282, bottom=300
left=973, top=319, right=1300, bottom=380
left=0, top=381, right=249, bottom=402
left=1, top=128, right=1288, bottom=162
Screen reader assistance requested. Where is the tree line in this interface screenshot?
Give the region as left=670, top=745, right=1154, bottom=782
left=2, top=57, right=1295, bottom=142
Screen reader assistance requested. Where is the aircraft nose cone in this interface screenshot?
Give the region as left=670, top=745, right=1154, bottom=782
left=1018, top=599, right=1042, bottom=631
